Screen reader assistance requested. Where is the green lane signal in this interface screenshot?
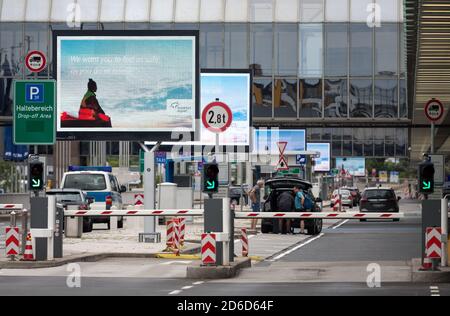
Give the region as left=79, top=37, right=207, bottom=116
left=202, top=163, right=219, bottom=194
left=29, top=160, right=44, bottom=191
left=418, top=161, right=435, bottom=194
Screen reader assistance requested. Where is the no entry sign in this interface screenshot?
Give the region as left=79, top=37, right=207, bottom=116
left=202, top=101, right=233, bottom=134
left=25, top=50, right=47, bottom=73
left=425, top=99, right=445, bottom=122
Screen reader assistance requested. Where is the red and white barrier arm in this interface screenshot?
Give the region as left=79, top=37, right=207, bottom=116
left=0, top=204, right=24, bottom=210
left=234, top=212, right=404, bottom=219
left=64, top=209, right=204, bottom=217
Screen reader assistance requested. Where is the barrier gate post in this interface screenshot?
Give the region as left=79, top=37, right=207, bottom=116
left=204, top=198, right=234, bottom=266
left=30, top=196, right=62, bottom=261
left=442, top=195, right=449, bottom=267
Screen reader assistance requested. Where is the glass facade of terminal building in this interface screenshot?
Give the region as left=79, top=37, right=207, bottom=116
left=0, top=0, right=408, bottom=162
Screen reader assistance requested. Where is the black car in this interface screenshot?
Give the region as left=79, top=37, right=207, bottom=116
left=46, top=189, right=94, bottom=232
left=261, top=177, right=323, bottom=235
left=359, top=187, right=401, bottom=222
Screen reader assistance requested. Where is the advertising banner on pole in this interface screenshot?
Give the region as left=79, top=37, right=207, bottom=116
left=307, top=143, right=331, bottom=172
left=335, top=157, right=366, bottom=177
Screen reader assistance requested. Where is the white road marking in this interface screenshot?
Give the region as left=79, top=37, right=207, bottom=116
left=182, top=286, right=193, bottom=290
left=332, top=220, right=349, bottom=230
left=430, top=286, right=440, bottom=297
left=268, top=233, right=325, bottom=262
left=193, top=281, right=204, bottom=285
left=169, top=290, right=182, bottom=295
left=160, top=261, right=192, bottom=265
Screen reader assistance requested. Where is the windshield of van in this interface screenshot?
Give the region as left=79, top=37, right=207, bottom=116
left=63, top=174, right=107, bottom=191
left=47, top=193, right=83, bottom=203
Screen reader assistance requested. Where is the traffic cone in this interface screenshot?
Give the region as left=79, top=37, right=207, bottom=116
left=22, top=233, right=34, bottom=261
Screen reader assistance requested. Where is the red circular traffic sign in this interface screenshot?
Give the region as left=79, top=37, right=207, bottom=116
left=202, top=101, right=233, bottom=134
left=425, top=99, right=445, bottom=122
left=25, top=50, right=47, bottom=73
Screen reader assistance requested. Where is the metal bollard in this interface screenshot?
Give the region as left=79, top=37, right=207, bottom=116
left=21, top=209, right=28, bottom=255
left=8, top=211, right=17, bottom=261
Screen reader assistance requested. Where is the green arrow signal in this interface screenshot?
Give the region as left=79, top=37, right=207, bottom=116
left=422, top=181, right=431, bottom=190
left=32, top=179, right=41, bottom=188
left=206, top=181, right=216, bottom=190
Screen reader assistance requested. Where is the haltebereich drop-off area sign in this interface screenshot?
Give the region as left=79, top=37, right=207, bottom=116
left=13, top=80, right=56, bottom=145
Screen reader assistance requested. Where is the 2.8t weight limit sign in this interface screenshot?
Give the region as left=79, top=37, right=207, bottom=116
left=202, top=101, right=233, bottom=134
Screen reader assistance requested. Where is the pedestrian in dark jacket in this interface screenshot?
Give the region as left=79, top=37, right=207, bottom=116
left=277, top=190, right=294, bottom=234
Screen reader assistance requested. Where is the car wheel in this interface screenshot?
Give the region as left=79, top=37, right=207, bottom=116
left=306, top=219, right=322, bottom=235
left=83, top=219, right=93, bottom=233
left=261, top=223, right=271, bottom=234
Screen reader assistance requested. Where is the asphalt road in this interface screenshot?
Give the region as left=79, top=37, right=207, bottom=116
left=0, top=200, right=445, bottom=296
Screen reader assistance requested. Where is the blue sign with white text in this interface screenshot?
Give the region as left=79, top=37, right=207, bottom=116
left=296, top=155, right=307, bottom=165
left=25, top=83, right=44, bottom=103
left=155, top=152, right=167, bottom=164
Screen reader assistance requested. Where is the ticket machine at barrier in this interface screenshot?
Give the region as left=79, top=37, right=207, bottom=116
left=30, top=196, right=64, bottom=261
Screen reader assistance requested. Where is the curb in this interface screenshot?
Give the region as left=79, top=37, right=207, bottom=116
left=411, top=258, right=450, bottom=283
left=0, top=244, right=201, bottom=269
left=186, top=257, right=251, bottom=279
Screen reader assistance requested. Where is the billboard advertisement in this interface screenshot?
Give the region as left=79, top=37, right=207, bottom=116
left=390, top=171, right=400, bottom=183
left=335, top=157, right=366, bottom=177
left=54, top=31, right=199, bottom=141
left=200, top=71, right=251, bottom=146
left=253, top=129, right=306, bottom=155
left=307, top=143, right=331, bottom=172
left=146, top=70, right=251, bottom=148
left=379, top=171, right=389, bottom=183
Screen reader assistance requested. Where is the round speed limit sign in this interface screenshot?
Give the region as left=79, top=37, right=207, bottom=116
left=202, top=101, right=233, bottom=134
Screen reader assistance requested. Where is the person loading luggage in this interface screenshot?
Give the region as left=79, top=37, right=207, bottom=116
left=277, top=190, right=294, bottom=234
left=293, top=185, right=306, bottom=234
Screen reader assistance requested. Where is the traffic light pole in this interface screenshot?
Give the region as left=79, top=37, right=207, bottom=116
left=431, top=122, right=435, bottom=154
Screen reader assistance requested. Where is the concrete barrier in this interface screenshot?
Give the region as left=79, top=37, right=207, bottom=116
left=186, top=257, right=252, bottom=279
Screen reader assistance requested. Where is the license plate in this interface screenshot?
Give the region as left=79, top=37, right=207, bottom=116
left=372, top=204, right=384, bottom=208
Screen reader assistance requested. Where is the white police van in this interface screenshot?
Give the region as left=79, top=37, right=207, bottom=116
left=60, top=166, right=126, bottom=229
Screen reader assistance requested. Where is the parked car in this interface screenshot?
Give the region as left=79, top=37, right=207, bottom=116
left=261, top=177, right=323, bottom=236
left=342, top=186, right=361, bottom=206
left=46, top=189, right=94, bottom=232
left=359, top=187, right=401, bottom=222
left=60, top=166, right=126, bottom=229
left=330, top=189, right=353, bottom=208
